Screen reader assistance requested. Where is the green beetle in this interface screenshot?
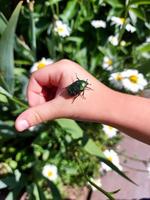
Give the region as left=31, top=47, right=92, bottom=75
left=66, top=76, right=91, bottom=100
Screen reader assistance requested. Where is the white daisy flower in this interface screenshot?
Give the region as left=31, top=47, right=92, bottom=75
left=88, top=178, right=102, bottom=191
left=102, top=56, right=113, bottom=71
left=91, top=20, right=106, bottom=28
left=121, top=69, right=148, bottom=93
left=111, top=16, right=126, bottom=26
left=110, top=16, right=136, bottom=33
left=108, top=35, right=119, bottom=46
left=54, top=20, right=71, bottom=37
left=109, top=72, right=124, bottom=89
left=42, top=164, right=58, bottom=181
left=30, top=57, right=54, bottom=73
left=125, top=24, right=136, bottom=33
left=101, top=149, right=122, bottom=172
left=102, top=124, right=118, bottom=138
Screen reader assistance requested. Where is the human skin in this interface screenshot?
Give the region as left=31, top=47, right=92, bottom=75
left=15, top=59, right=150, bottom=145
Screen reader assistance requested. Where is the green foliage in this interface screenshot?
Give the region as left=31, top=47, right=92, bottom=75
left=0, top=1, right=22, bottom=94
left=0, top=0, right=149, bottom=199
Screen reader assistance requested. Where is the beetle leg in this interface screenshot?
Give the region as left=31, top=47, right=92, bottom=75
left=72, top=93, right=80, bottom=103
left=85, top=86, right=93, bottom=91
left=81, top=91, right=86, bottom=99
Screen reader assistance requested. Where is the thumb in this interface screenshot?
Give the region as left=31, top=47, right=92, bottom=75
left=15, top=100, right=61, bottom=132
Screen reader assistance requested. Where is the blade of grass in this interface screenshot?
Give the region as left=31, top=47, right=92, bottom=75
left=0, top=1, right=23, bottom=94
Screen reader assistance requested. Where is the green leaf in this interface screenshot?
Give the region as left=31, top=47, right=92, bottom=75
left=30, top=175, right=46, bottom=200
left=129, top=7, right=146, bottom=21
left=84, top=139, right=105, bottom=158
left=0, top=93, right=8, bottom=103
left=48, top=180, right=62, bottom=200
left=80, top=1, right=93, bottom=19
left=0, top=86, right=12, bottom=98
left=66, top=36, right=83, bottom=44
left=8, top=160, right=17, bottom=169
left=130, top=0, right=150, bottom=5
left=35, top=185, right=46, bottom=200
left=48, top=0, right=62, bottom=5
left=0, top=12, right=7, bottom=35
left=0, top=10, right=33, bottom=62
left=135, top=43, right=150, bottom=59
left=0, top=1, right=22, bottom=93
left=1, top=176, right=17, bottom=190
left=33, top=183, right=40, bottom=200
left=15, top=37, right=34, bottom=62
left=61, top=0, right=78, bottom=21
left=74, top=47, right=88, bottom=68
left=136, top=43, right=150, bottom=53
left=56, top=119, right=83, bottom=139
left=104, top=0, right=123, bottom=8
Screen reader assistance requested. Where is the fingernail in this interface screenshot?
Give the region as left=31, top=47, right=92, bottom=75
left=17, top=120, right=29, bottom=132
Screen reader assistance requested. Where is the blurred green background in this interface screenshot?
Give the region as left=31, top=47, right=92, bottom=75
left=0, top=0, right=149, bottom=199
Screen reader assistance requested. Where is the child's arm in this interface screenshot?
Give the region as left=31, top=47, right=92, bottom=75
left=15, top=59, right=150, bottom=144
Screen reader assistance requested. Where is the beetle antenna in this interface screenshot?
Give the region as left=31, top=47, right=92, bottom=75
left=75, top=73, right=80, bottom=80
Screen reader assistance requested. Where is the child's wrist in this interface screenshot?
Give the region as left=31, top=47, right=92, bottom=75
left=97, top=87, right=121, bottom=125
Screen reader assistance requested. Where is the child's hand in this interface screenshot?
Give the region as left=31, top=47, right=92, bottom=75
left=15, top=59, right=111, bottom=131
left=15, top=59, right=150, bottom=144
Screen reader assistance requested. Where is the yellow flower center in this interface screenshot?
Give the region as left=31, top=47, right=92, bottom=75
left=129, top=75, right=138, bottom=83
left=37, top=62, right=46, bottom=70
left=116, top=74, right=122, bottom=81
left=120, top=18, right=125, bottom=24
left=108, top=126, right=113, bottom=131
left=47, top=170, right=53, bottom=177
left=108, top=156, right=113, bottom=162
left=57, top=27, right=65, bottom=33
left=106, top=59, right=113, bottom=66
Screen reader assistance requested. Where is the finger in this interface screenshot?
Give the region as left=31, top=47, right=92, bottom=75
left=15, top=99, right=62, bottom=132
left=27, top=76, right=46, bottom=106
left=27, top=63, right=62, bottom=106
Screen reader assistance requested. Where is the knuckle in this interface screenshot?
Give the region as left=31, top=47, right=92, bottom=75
left=58, top=59, right=75, bottom=68
left=59, top=59, right=70, bottom=64
left=29, top=108, right=44, bottom=125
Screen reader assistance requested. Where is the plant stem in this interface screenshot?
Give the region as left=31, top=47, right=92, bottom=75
left=10, top=96, right=28, bottom=109
left=50, top=3, right=56, bottom=18
left=87, top=178, right=115, bottom=200
left=29, top=1, right=36, bottom=60
left=76, top=157, right=116, bottom=200
left=118, top=0, right=130, bottom=44
left=56, top=2, right=59, bottom=16
left=86, top=188, right=92, bottom=200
